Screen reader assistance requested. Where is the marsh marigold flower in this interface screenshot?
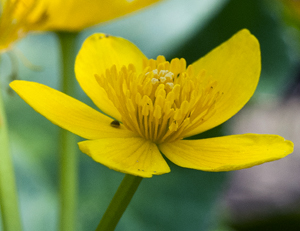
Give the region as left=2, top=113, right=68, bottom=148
left=10, top=29, right=294, bottom=177
left=0, top=0, right=161, bottom=51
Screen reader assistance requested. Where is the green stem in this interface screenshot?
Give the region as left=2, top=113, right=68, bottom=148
left=57, top=32, right=78, bottom=231
left=0, top=85, right=22, bottom=231
left=96, top=174, right=143, bottom=231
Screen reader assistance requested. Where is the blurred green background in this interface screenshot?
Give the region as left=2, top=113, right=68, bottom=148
left=1, top=0, right=299, bottom=230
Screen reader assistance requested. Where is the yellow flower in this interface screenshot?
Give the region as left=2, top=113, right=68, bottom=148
left=0, top=0, right=162, bottom=51
left=10, top=29, right=294, bottom=178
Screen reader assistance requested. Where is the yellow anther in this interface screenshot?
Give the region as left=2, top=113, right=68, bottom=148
left=155, top=95, right=164, bottom=107
left=166, top=91, right=175, bottom=103
left=155, top=84, right=165, bottom=98
left=156, top=55, right=166, bottom=64
left=153, top=105, right=162, bottom=119
left=163, top=101, right=172, bottom=113
left=173, top=109, right=183, bottom=121
left=172, top=85, right=181, bottom=99
left=169, top=121, right=178, bottom=132
left=143, top=80, right=153, bottom=96
left=180, top=101, right=189, bottom=115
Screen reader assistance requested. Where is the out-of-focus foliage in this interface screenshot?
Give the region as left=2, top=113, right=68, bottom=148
left=0, top=0, right=297, bottom=230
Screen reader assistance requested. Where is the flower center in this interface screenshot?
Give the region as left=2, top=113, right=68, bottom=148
left=96, top=55, right=221, bottom=143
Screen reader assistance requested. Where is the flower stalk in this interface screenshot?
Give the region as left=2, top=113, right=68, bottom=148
left=96, top=174, right=143, bottom=231
left=0, top=84, right=22, bottom=231
left=57, top=31, right=78, bottom=231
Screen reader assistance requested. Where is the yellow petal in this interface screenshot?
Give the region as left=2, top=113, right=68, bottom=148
left=186, top=29, right=261, bottom=137
left=10, top=80, right=137, bottom=139
left=159, top=134, right=293, bottom=172
left=75, top=33, right=147, bottom=121
left=79, top=137, right=170, bottom=178
left=40, top=0, right=161, bottom=31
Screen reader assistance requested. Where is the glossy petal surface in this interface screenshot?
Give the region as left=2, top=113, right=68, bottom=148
left=79, top=137, right=170, bottom=177
left=10, top=80, right=137, bottom=139
left=159, top=134, right=293, bottom=171
left=75, top=33, right=147, bottom=121
left=186, top=29, right=261, bottom=137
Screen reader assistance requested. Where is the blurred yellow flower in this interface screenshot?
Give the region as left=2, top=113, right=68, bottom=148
left=10, top=29, right=294, bottom=178
left=0, top=0, right=162, bottom=51
left=0, top=0, right=45, bottom=52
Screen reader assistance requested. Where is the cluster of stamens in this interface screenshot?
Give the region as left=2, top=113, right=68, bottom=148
left=96, top=55, right=222, bottom=143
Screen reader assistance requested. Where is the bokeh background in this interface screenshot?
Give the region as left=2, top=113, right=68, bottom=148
left=1, top=0, right=300, bottom=230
